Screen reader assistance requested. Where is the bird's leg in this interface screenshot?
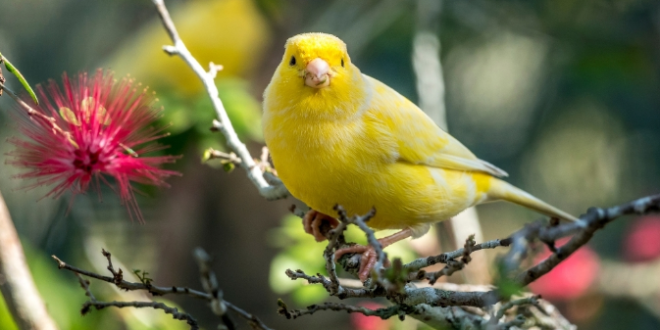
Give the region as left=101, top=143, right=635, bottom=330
left=334, top=228, right=414, bottom=281
left=303, top=209, right=339, bottom=242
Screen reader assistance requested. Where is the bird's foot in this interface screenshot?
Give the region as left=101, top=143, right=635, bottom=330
left=303, top=210, right=339, bottom=242
left=334, top=244, right=390, bottom=282
left=333, top=228, right=414, bottom=281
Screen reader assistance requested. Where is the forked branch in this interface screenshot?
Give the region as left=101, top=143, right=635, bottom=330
left=53, top=248, right=272, bottom=330
left=281, top=193, right=660, bottom=329
left=150, top=0, right=288, bottom=201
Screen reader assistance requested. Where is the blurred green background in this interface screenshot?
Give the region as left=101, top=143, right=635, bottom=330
left=1, top=0, right=660, bottom=329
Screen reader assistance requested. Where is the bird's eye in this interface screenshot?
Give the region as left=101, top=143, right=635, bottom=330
left=341, top=58, right=345, bottom=67
left=289, top=56, right=296, bottom=66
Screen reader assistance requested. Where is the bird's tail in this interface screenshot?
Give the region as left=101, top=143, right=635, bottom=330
left=487, top=178, right=578, bottom=222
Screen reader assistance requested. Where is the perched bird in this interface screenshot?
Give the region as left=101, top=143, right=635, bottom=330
left=263, top=33, right=577, bottom=281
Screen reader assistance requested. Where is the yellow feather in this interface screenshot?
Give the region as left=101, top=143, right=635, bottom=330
left=263, top=33, right=576, bottom=235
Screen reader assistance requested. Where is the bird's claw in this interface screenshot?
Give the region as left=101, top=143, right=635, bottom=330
left=303, top=210, right=339, bottom=242
left=334, top=244, right=389, bottom=282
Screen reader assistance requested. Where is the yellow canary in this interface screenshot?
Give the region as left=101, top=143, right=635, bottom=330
left=263, top=33, right=576, bottom=279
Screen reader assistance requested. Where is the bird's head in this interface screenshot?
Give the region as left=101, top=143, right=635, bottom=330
left=264, top=33, right=366, bottom=122
left=281, top=32, right=352, bottom=89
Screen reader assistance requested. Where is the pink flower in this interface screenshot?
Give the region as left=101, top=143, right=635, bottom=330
left=529, top=238, right=600, bottom=301
left=7, top=69, right=180, bottom=221
left=350, top=302, right=390, bottom=330
left=623, top=216, right=660, bottom=262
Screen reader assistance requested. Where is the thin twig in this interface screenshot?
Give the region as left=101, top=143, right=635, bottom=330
left=205, top=149, right=242, bottom=164
left=86, top=301, right=200, bottom=328
left=404, top=238, right=512, bottom=274
left=150, top=0, right=288, bottom=200
left=225, top=301, right=274, bottom=330
left=479, top=193, right=660, bottom=307
left=284, top=194, right=659, bottom=329
left=405, top=235, right=510, bottom=284
left=284, top=269, right=383, bottom=299
left=490, top=295, right=541, bottom=325
left=193, top=248, right=235, bottom=330
left=423, top=236, right=477, bottom=285
left=322, top=219, right=348, bottom=295
left=53, top=249, right=273, bottom=330
left=0, top=81, right=74, bottom=145
left=52, top=254, right=211, bottom=300
left=281, top=301, right=404, bottom=320
left=74, top=273, right=199, bottom=329
left=516, top=194, right=660, bottom=285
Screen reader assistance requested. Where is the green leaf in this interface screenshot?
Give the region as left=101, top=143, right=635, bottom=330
left=222, top=162, right=235, bottom=173
left=201, top=148, right=213, bottom=163
left=0, top=52, right=38, bottom=105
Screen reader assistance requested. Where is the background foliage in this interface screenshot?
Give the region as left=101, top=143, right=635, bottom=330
left=1, top=0, right=659, bottom=329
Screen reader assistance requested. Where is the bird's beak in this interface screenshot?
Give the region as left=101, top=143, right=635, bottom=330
left=305, top=58, right=331, bottom=88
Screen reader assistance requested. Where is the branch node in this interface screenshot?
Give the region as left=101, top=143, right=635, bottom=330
left=162, top=45, right=177, bottom=55
left=210, top=119, right=223, bottom=132
left=208, top=62, right=224, bottom=78
left=51, top=255, right=66, bottom=269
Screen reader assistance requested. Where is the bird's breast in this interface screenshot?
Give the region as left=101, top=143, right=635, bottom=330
left=268, top=117, right=369, bottom=182
left=265, top=110, right=387, bottom=209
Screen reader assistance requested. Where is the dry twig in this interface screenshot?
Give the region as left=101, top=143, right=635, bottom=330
left=150, top=0, right=287, bottom=201
left=74, top=273, right=199, bottom=329
left=281, top=194, right=660, bottom=329
left=52, top=249, right=272, bottom=330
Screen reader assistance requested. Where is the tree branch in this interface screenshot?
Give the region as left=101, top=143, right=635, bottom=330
left=52, top=249, right=272, bottom=330
left=404, top=237, right=512, bottom=275
left=515, top=194, right=660, bottom=286
left=52, top=253, right=210, bottom=300
left=281, top=193, right=660, bottom=329
left=0, top=189, right=58, bottom=330
left=193, top=248, right=235, bottom=330
left=150, top=0, right=288, bottom=201
left=279, top=301, right=405, bottom=320
left=74, top=273, right=199, bottom=329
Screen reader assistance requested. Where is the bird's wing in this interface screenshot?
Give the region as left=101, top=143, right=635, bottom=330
left=365, top=75, right=508, bottom=177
